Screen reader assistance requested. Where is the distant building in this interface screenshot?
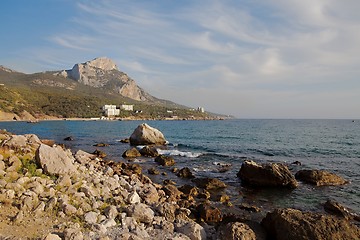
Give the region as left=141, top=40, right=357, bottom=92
left=120, top=104, right=134, bottom=111
left=197, top=107, right=205, bottom=113
left=102, top=105, right=120, bottom=117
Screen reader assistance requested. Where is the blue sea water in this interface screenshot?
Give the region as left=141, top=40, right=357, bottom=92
left=1, top=119, right=359, bottom=214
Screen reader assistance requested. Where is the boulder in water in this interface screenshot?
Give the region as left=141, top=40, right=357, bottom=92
left=129, top=123, right=167, bottom=146
left=155, top=155, right=175, bottom=166
left=295, top=169, right=348, bottom=186
left=261, top=208, right=360, bottom=240
left=122, top=148, right=141, bottom=159
left=237, top=160, right=298, bottom=188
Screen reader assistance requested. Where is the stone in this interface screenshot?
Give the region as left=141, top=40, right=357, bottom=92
left=156, top=203, right=177, bottom=222
left=139, top=146, right=159, bottom=157
left=84, top=211, right=99, bottom=224
left=148, top=167, right=160, bottom=175
left=43, top=233, right=62, bottom=240
left=175, top=219, right=206, bottom=240
left=155, top=155, right=176, bottom=166
left=177, top=167, right=195, bottom=178
left=196, top=203, right=222, bottom=223
left=93, top=149, right=107, bottom=158
left=127, top=191, right=141, bottom=204
left=63, top=136, right=74, bottom=141
left=104, top=205, right=118, bottom=219
left=139, top=183, right=160, bottom=204
left=237, top=160, right=298, bottom=188
left=162, top=184, right=183, bottom=201
left=36, top=144, right=77, bottom=176
left=125, top=203, right=154, bottom=224
left=217, top=222, right=256, bottom=240
left=63, top=203, right=77, bottom=216
left=129, top=123, right=167, bottom=146
left=261, top=208, right=360, bottom=240
left=3, top=135, right=27, bottom=149
left=324, top=199, right=353, bottom=220
left=193, top=177, right=227, bottom=190
left=295, top=169, right=348, bottom=186
left=93, top=143, right=109, bottom=147
left=7, top=155, right=22, bottom=172
left=122, top=147, right=141, bottom=158
left=74, top=150, right=96, bottom=164
left=41, top=139, right=56, bottom=147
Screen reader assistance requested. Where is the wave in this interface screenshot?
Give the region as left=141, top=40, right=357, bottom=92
left=157, top=149, right=202, bottom=158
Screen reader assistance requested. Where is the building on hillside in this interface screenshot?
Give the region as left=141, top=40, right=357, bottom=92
left=120, top=104, right=134, bottom=111
left=197, top=107, right=205, bottom=113
left=102, top=105, right=120, bottom=117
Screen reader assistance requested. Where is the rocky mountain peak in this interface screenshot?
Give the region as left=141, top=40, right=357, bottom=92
left=85, top=57, right=118, bottom=71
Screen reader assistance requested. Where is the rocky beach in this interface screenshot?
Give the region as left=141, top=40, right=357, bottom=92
left=0, top=123, right=359, bottom=239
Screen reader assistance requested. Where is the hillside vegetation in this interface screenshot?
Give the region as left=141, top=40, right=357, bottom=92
left=0, top=65, right=212, bottom=120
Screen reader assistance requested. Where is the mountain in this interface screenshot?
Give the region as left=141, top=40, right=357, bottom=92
left=0, top=58, right=220, bottom=120
left=54, top=57, right=156, bottom=102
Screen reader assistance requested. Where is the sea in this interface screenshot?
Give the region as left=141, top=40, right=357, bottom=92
left=1, top=119, right=359, bottom=215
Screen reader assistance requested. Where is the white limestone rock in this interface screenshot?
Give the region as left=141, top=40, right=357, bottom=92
left=129, top=123, right=167, bottom=146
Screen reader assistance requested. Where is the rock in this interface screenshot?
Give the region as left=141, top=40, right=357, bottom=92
left=196, top=203, right=222, bottom=223
left=193, top=177, right=227, bottom=190
left=43, top=233, right=62, bottom=240
left=148, top=167, right=160, bottom=175
left=139, top=146, right=159, bottom=157
left=292, top=161, right=302, bottom=166
left=84, top=211, right=99, bottom=224
left=237, top=160, right=298, bottom=188
left=156, top=203, right=177, bottom=222
left=93, top=143, right=109, bottom=147
left=63, top=136, right=74, bottom=141
left=125, top=203, right=154, bottom=224
left=295, top=169, right=348, bottom=186
left=41, top=139, right=56, bottom=147
left=139, top=183, right=160, bottom=204
left=162, top=184, right=183, bottom=201
left=36, top=144, right=77, bottom=176
left=93, top=149, right=107, bottom=158
left=104, top=205, right=118, bottom=219
left=129, top=123, right=167, bottom=146
left=155, top=155, right=175, bottom=166
left=74, top=149, right=96, bottom=164
left=238, top=203, right=261, bottom=212
left=324, top=199, right=353, bottom=220
left=63, top=203, right=77, bottom=216
left=175, top=219, right=206, bottom=240
left=127, top=191, right=141, bottom=204
left=178, top=185, right=199, bottom=197
left=177, top=167, right=195, bottom=179
left=3, top=135, right=27, bottom=149
left=122, top=148, right=141, bottom=158
left=217, top=222, right=256, bottom=240
left=120, top=138, right=130, bottom=143
left=261, top=208, right=360, bottom=240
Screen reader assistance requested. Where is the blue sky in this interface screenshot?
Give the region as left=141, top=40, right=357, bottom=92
left=1, top=0, right=360, bottom=118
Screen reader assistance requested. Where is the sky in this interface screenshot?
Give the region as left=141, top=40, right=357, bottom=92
left=1, top=0, right=360, bottom=119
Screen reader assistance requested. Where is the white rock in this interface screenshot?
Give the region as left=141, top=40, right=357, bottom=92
left=101, top=218, right=117, bottom=228
left=127, top=191, right=141, bottom=204
left=43, top=233, right=62, bottom=240
left=84, top=211, right=99, bottom=224
left=129, top=123, right=167, bottom=146
left=175, top=219, right=206, bottom=240
left=125, top=203, right=154, bottom=224
left=104, top=205, right=118, bottom=219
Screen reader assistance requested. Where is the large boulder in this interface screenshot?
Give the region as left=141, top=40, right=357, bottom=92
left=261, top=208, right=360, bottom=240
left=129, top=123, right=167, bottom=146
left=237, top=160, right=298, bottom=188
left=36, top=144, right=77, bottom=176
left=295, top=169, right=348, bottom=186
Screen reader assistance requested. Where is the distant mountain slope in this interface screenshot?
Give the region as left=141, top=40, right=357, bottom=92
left=0, top=58, right=218, bottom=120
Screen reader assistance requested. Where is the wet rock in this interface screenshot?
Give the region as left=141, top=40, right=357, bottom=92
left=93, top=143, right=109, bottom=147
left=295, top=169, right=348, bottom=186
left=261, top=208, right=360, bottom=240
left=178, top=185, right=199, bottom=197
left=148, top=167, right=160, bottom=175
left=155, top=155, right=176, bottom=166
left=292, top=161, right=302, bottom=166
left=324, top=199, right=353, bottom=220
left=93, top=149, right=107, bottom=158
left=130, top=123, right=167, bottom=146
left=193, top=177, right=227, bottom=190
left=120, top=138, right=130, bottom=143
left=36, top=144, right=77, bottom=176
left=139, top=146, right=159, bottom=157
left=122, top=147, right=141, bottom=158
left=237, top=160, right=298, bottom=188
left=217, top=222, right=256, bottom=240
left=238, top=203, right=261, bottom=212
left=196, top=203, right=222, bottom=224
left=63, top=136, right=74, bottom=141
left=177, top=167, right=195, bottom=179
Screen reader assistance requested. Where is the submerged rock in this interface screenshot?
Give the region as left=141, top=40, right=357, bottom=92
left=261, top=208, right=360, bottom=240
left=295, top=169, right=348, bottom=186
left=129, top=123, right=167, bottom=146
left=237, top=160, right=298, bottom=188
left=177, top=167, right=195, bottom=179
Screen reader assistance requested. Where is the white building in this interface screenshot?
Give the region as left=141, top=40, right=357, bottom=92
left=197, top=107, right=205, bottom=113
left=120, top=104, right=134, bottom=111
left=102, top=105, right=120, bottom=117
